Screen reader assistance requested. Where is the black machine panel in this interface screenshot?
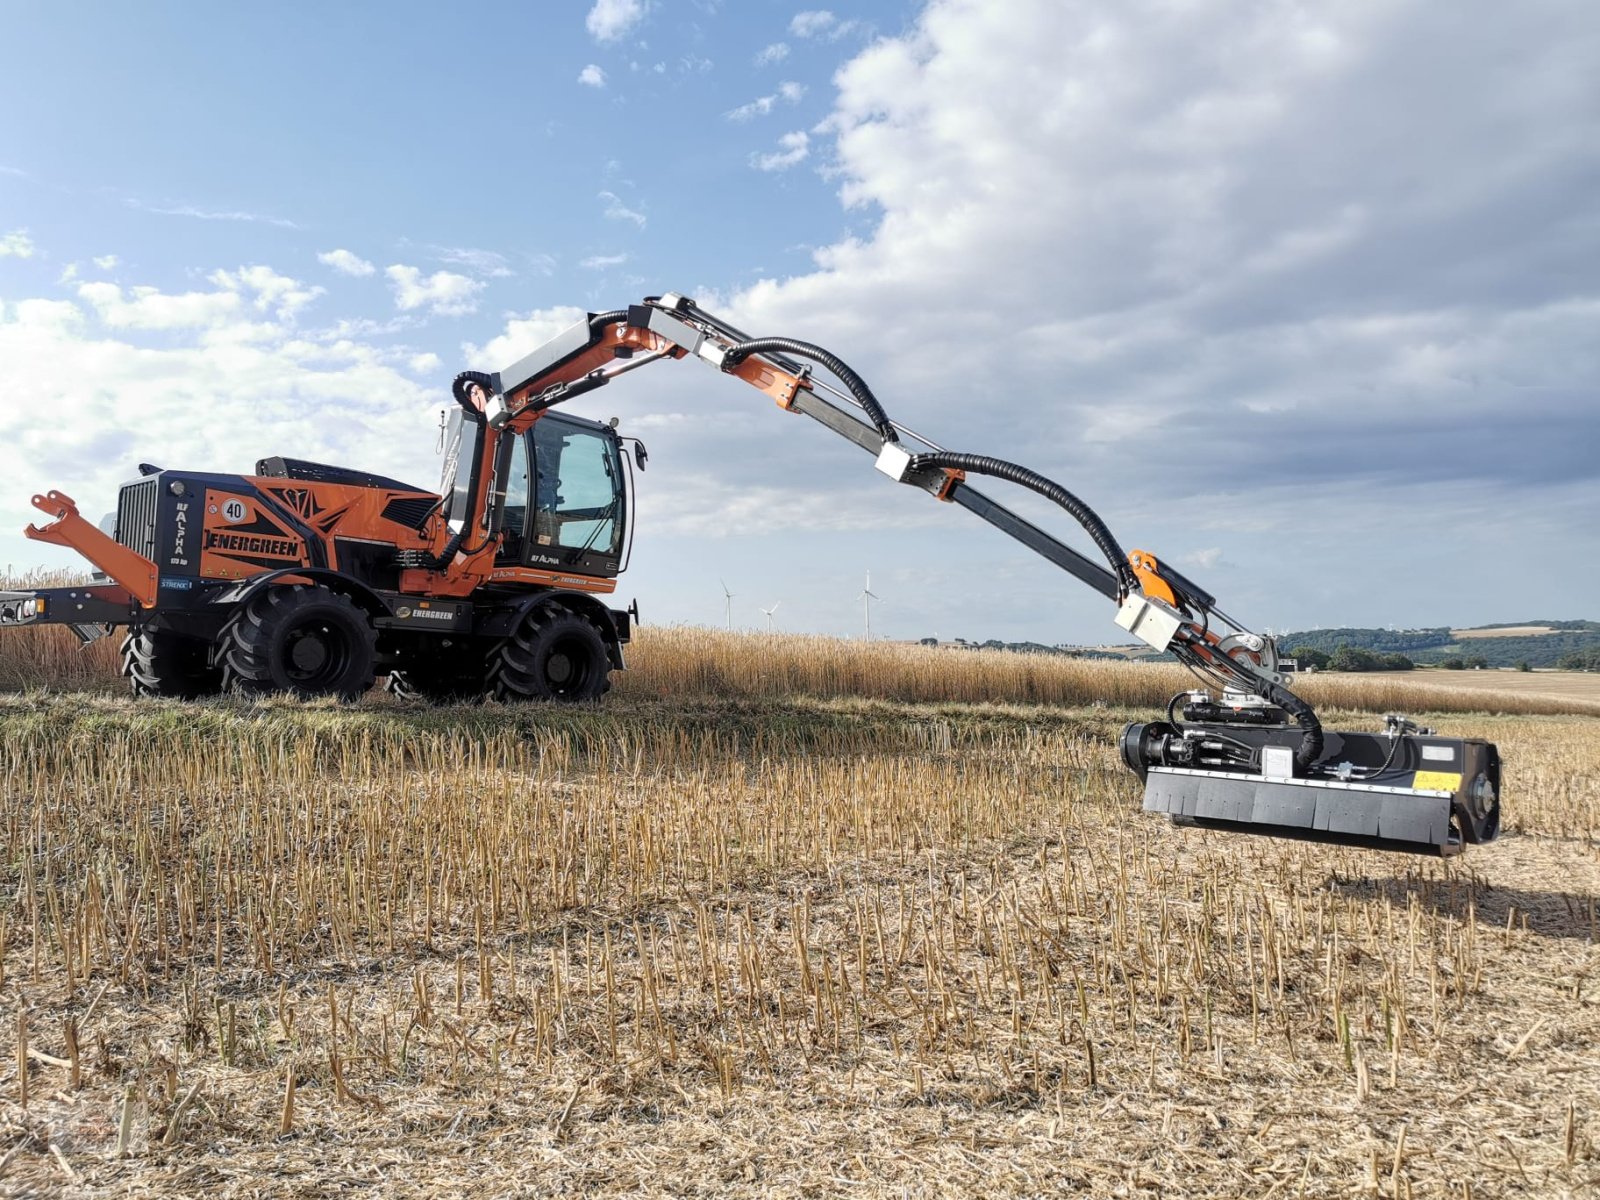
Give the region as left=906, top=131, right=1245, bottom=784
left=1121, top=719, right=1501, bottom=856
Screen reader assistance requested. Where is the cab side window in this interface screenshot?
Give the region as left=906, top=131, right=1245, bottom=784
left=495, top=435, right=531, bottom=562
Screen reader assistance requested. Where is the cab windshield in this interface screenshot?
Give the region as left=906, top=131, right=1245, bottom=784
left=529, top=420, right=624, bottom=558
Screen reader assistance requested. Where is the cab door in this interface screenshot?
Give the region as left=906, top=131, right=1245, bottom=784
left=523, top=414, right=627, bottom=578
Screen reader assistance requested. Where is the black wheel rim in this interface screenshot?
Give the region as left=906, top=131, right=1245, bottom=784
left=283, top=619, right=354, bottom=690
left=544, top=634, right=597, bottom=695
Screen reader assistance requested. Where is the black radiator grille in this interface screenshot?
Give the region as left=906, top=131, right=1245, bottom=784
left=115, top=478, right=159, bottom=560
left=380, top=495, right=436, bottom=530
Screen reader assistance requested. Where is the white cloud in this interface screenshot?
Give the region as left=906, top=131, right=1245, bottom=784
left=125, top=199, right=299, bottom=229
left=209, top=266, right=324, bottom=318
left=1181, top=548, right=1224, bottom=570
left=70, top=266, right=322, bottom=335
left=77, top=283, right=225, bottom=331
left=755, top=42, right=790, bottom=66
left=408, top=352, right=442, bottom=375
left=579, top=253, right=629, bottom=270
left=318, top=248, right=376, bottom=277
left=599, top=191, right=647, bottom=228
left=789, top=10, right=857, bottom=39
left=789, top=10, right=834, bottom=37
left=726, top=82, right=806, bottom=121
left=92, top=254, right=118, bottom=270
left=425, top=245, right=514, bottom=278
left=464, top=306, right=590, bottom=369
left=587, top=0, right=645, bottom=42
left=0, top=229, right=35, bottom=258
left=578, top=64, right=607, bottom=88
left=751, top=131, right=809, bottom=171
left=385, top=265, right=484, bottom=316
left=58, top=264, right=79, bottom=284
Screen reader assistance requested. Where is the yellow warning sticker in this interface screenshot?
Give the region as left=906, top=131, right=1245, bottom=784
left=1411, top=771, right=1461, bottom=792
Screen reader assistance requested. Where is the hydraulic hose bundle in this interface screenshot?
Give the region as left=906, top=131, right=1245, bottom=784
left=908, top=451, right=1140, bottom=597
left=720, top=314, right=1322, bottom=773
left=723, top=337, right=900, bottom=447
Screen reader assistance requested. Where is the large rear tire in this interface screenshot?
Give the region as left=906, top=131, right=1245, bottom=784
left=219, top=585, right=377, bottom=700
left=120, top=627, right=224, bottom=699
left=491, top=608, right=611, bottom=702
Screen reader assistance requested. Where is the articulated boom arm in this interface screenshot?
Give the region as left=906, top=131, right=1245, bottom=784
left=447, top=293, right=1322, bottom=761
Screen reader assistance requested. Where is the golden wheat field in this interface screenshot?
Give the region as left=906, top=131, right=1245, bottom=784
left=0, top=617, right=1597, bottom=1198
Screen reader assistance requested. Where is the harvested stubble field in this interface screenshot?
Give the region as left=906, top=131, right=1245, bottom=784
left=0, top=624, right=1597, bottom=1198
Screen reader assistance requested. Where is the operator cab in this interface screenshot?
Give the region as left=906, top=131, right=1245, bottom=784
left=439, top=408, right=631, bottom=579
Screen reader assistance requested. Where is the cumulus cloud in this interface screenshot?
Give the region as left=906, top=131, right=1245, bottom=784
left=751, top=131, right=809, bottom=171
left=209, top=266, right=324, bottom=319
left=74, top=266, right=322, bottom=331
left=578, top=64, right=606, bottom=88
left=92, top=254, right=118, bottom=270
left=599, top=191, right=647, bottom=228
left=318, top=248, right=376, bottom=277
left=77, top=281, right=242, bottom=330
left=586, top=0, right=645, bottom=42
left=464, top=306, right=590, bottom=369
left=726, top=82, right=805, bottom=121
left=385, top=265, right=483, bottom=316
left=0, top=229, right=35, bottom=258
left=755, top=42, right=790, bottom=66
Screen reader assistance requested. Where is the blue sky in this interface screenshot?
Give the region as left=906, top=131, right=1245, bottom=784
left=2, top=1, right=1596, bottom=643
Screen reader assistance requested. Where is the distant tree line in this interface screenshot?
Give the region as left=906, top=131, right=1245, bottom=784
left=1289, top=644, right=1415, bottom=672
left=1280, top=627, right=1451, bottom=655
left=1558, top=647, right=1600, bottom=671
left=1416, top=632, right=1600, bottom=668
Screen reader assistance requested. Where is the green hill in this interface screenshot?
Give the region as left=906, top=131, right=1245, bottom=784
left=1279, top=623, right=1600, bottom=669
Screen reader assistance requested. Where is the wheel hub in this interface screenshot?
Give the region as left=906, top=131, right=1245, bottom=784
left=288, top=626, right=333, bottom=677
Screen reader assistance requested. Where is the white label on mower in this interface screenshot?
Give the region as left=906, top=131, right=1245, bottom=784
left=1421, top=745, right=1455, bottom=762
left=221, top=499, right=249, bottom=523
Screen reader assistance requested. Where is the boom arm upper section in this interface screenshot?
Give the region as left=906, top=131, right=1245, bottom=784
left=438, top=293, right=1323, bottom=767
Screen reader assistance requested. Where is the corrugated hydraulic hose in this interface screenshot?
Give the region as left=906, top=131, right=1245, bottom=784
left=910, top=451, right=1140, bottom=595
left=1264, top=681, right=1325, bottom=770
left=722, top=337, right=899, bottom=445
left=452, top=370, right=496, bottom=409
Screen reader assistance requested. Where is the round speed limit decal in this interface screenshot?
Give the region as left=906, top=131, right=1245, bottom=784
left=221, top=498, right=249, bottom=523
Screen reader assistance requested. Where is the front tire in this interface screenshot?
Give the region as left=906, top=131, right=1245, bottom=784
left=219, top=585, right=377, bottom=700
left=121, top=627, right=224, bottom=699
left=491, top=608, right=611, bottom=702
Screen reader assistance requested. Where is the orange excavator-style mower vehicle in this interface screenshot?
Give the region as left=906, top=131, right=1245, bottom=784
left=1, top=295, right=1502, bottom=857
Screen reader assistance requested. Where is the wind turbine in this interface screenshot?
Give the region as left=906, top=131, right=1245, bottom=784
left=860, top=571, right=882, bottom=641
left=720, top=579, right=735, bottom=630
left=761, top=600, right=781, bottom=631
